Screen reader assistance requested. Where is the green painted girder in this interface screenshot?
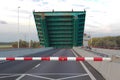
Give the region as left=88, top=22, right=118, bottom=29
left=33, top=11, right=86, bottom=48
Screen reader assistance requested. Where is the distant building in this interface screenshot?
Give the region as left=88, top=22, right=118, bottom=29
left=83, top=33, right=91, bottom=47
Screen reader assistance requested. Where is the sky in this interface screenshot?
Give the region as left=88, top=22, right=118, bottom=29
left=0, top=0, right=120, bottom=42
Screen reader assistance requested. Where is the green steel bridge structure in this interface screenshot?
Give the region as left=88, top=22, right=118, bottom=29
left=33, top=11, right=86, bottom=48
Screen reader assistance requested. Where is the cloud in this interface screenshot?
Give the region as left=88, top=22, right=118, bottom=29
left=19, top=0, right=24, bottom=1
left=85, top=24, right=100, bottom=28
left=107, top=22, right=120, bottom=32
left=0, top=0, right=120, bottom=39
left=0, top=20, right=7, bottom=24
left=60, top=0, right=66, bottom=1
left=91, top=10, right=102, bottom=13
left=32, top=0, right=40, bottom=2
left=10, top=9, right=31, bottom=14
left=0, top=23, right=38, bottom=42
left=72, top=4, right=85, bottom=7
left=0, top=32, right=39, bottom=42
left=42, top=2, right=48, bottom=4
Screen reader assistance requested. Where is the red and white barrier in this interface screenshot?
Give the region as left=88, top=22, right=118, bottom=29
left=0, top=57, right=111, bottom=61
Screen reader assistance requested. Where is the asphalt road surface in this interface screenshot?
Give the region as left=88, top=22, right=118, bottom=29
left=0, top=49, right=97, bottom=80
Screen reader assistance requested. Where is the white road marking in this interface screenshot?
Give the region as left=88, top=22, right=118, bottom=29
left=0, top=73, right=88, bottom=80
left=56, top=74, right=88, bottom=80
left=0, top=74, right=19, bottom=78
left=0, top=73, right=84, bottom=76
left=0, top=74, right=20, bottom=75
left=35, top=63, right=41, bottom=68
left=80, top=61, right=96, bottom=80
left=32, top=63, right=41, bottom=69
left=27, top=74, right=55, bottom=80
left=71, top=49, right=96, bottom=80
left=16, top=74, right=26, bottom=80
left=33, top=73, right=84, bottom=75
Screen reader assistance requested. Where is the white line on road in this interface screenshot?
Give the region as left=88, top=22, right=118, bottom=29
left=56, top=74, right=88, bottom=80
left=32, top=73, right=84, bottom=75
left=71, top=49, right=96, bottom=80
left=32, top=63, right=41, bottom=69
left=0, top=74, right=20, bottom=78
left=27, top=74, right=55, bottom=80
left=16, top=74, right=26, bottom=80
left=35, top=63, right=41, bottom=68
left=0, top=73, right=85, bottom=75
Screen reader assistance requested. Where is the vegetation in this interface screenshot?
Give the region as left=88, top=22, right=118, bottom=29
left=88, top=36, right=120, bottom=49
left=12, top=40, right=40, bottom=48
left=0, top=42, right=12, bottom=49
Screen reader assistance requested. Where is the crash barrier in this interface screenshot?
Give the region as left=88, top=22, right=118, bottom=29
left=0, top=57, right=113, bottom=61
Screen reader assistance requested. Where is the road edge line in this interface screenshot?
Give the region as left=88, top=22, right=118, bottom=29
left=71, top=49, right=96, bottom=80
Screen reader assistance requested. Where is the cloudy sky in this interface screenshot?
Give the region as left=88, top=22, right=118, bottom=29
left=0, top=0, right=120, bottom=42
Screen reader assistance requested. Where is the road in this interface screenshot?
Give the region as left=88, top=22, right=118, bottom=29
left=0, top=49, right=98, bottom=80
left=85, top=49, right=109, bottom=57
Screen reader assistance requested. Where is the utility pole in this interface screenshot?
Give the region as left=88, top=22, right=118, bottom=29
left=90, top=33, right=92, bottom=48
left=29, top=15, right=31, bottom=48
left=18, top=6, right=20, bottom=48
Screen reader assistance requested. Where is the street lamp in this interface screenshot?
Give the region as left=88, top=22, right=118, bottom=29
left=90, top=34, right=92, bottom=47
left=88, top=32, right=92, bottom=48
left=18, top=6, right=20, bottom=48
left=29, top=15, right=31, bottom=48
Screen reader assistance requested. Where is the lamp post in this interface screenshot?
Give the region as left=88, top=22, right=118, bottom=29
left=91, top=34, right=92, bottom=48
left=18, top=6, right=20, bottom=48
left=29, top=15, right=31, bottom=48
